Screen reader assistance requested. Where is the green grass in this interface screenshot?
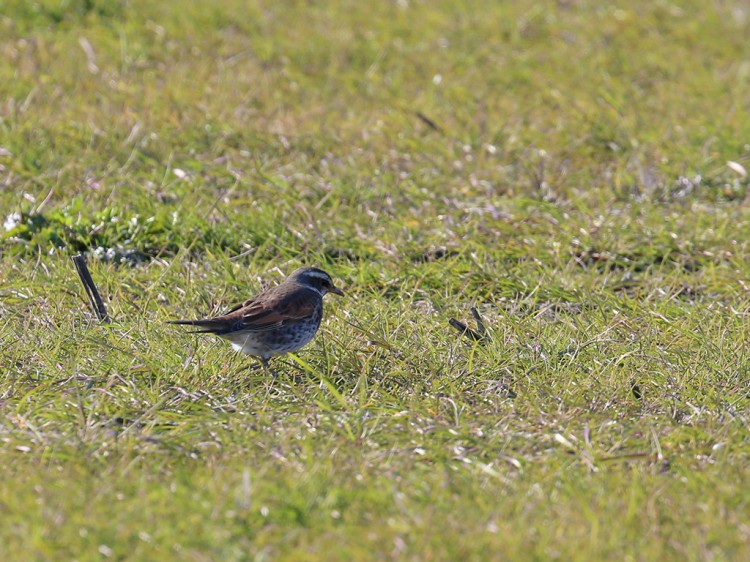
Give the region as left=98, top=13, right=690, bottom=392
left=2, top=0, right=750, bottom=560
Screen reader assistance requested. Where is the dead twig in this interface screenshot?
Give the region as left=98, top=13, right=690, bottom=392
left=415, top=111, right=444, bottom=133
left=72, top=254, right=110, bottom=323
left=448, top=307, right=490, bottom=344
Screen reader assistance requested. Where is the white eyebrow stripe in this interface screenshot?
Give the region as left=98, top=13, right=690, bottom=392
left=301, top=271, right=331, bottom=281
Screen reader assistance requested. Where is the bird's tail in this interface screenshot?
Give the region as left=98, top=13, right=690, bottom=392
left=167, top=319, right=226, bottom=334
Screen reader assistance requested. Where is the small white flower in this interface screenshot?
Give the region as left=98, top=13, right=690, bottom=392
left=3, top=211, right=21, bottom=231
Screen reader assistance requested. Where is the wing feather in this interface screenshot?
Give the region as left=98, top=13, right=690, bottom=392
left=236, top=292, right=316, bottom=332
left=170, top=289, right=317, bottom=335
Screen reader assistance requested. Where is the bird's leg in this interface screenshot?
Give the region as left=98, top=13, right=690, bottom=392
left=233, top=352, right=262, bottom=374
left=260, top=357, right=278, bottom=378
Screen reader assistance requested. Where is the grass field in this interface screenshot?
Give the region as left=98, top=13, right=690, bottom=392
left=2, top=0, right=750, bottom=560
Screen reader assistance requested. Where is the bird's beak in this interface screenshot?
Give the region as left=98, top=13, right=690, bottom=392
left=330, top=286, right=345, bottom=297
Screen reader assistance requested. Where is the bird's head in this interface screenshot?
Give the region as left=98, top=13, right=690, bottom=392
left=290, top=267, right=345, bottom=297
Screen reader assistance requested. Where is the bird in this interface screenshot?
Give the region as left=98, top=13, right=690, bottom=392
left=169, top=266, right=344, bottom=371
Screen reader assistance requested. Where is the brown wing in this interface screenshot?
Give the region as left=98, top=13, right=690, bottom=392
left=233, top=291, right=317, bottom=332
left=168, top=296, right=259, bottom=334
left=170, top=287, right=318, bottom=335
left=222, top=297, right=255, bottom=316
